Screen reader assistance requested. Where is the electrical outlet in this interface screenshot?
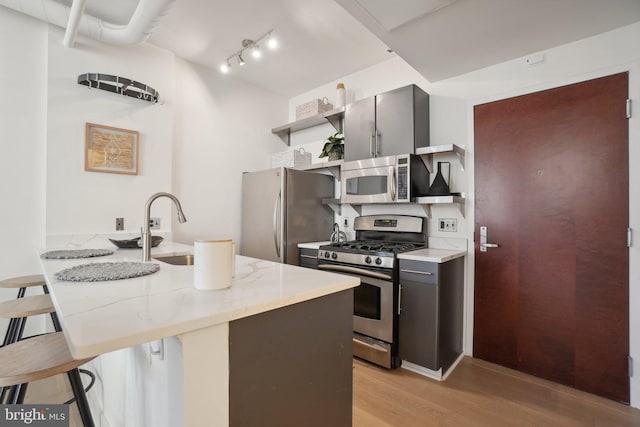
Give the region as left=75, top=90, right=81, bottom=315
left=438, top=218, right=457, bottom=232
left=116, top=218, right=124, bottom=231
left=149, top=217, right=161, bottom=230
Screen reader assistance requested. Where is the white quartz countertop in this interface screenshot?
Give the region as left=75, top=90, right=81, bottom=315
left=38, top=241, right=359, bottom=359
left=297, top=241, right=331, bottom=249
left=397, top=248, right=466, bottom=263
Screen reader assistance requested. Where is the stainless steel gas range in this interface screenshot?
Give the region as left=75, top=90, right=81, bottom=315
left=317, top=215, right=426, bottom=368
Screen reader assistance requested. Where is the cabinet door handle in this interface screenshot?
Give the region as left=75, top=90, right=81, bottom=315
left=400, top=269, right=433, bottom=275
left=375, top=131, right=380, bottom=155
left=369, top=132, right=375, bottom=156
left=398, top=284, right=403, bottom=315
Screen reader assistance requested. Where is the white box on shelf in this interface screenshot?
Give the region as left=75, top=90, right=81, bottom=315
left=271, top=148, right=312, bottom=168
left=295, top=98, right=333, bottom=120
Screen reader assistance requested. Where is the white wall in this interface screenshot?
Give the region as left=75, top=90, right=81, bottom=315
left=46, top=26, right=175, bottom=238
left=171, top=58, right=287, bottom=246
left=0, top=8, right=48, bottom=337
left=0, top=8, right=46, bottom=277
left=290, top=21, right=640, bottom=407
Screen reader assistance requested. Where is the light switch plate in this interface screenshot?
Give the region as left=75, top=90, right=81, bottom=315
left=438, top=218, right=457, bottom=232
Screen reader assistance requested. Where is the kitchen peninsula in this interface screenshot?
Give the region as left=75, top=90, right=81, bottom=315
left=38, top=241, right=358, bottom=427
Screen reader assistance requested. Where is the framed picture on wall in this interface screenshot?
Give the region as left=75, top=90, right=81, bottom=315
left=85, top=123, right=139, bottom=175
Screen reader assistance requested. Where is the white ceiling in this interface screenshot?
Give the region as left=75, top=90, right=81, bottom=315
left=147, top=0, right=392, bottom=97
left=335, top=0, right=640, bottom=82
left=26, top=0, right=640, bottom=96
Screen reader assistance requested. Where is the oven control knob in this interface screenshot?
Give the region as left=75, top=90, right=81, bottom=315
left=365, top=256, right=372, bottom=264
left=331, top=252, right=338, bottom=260
left=324, top=251, right=330, bottom=258
left=375, top=257, right=382, bottom=265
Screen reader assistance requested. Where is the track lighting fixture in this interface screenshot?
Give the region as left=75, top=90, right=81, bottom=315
left=220, top=30, right=277, bottom=74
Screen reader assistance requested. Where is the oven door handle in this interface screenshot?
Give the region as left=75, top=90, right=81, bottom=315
left=317, top=264, right=392, bottom=281
left=353, top=337, right=388, bottom=353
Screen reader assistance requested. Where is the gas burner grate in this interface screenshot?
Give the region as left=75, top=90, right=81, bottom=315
left=329, top=240, right=424, bottom=254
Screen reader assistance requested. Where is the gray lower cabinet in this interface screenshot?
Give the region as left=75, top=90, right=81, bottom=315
left=398, top=257, right=464, bottom=372
left=229, top=290, right=353, bottom=427
left=299, top=247, right=319, bottom=269
left=344, top=84, right=430, bottom=161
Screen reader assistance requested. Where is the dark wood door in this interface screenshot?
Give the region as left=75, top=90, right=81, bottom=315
left=473, top=73, right=629, bottom=403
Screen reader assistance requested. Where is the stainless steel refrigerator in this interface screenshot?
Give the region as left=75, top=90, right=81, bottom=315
left=241, top=167, right=335, bottom=265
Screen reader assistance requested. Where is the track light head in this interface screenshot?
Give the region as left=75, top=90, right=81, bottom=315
left=267, top=33, right=278, bottom=50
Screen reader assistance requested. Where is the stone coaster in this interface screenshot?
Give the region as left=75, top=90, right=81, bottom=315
left=55, top=262, right=160, bottom=282
left=41, top=249, right=114, bottom=259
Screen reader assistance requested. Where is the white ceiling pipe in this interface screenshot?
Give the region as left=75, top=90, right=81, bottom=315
left=62, top=0, right=87, bottom=48
left=0, top=0, right=175, bottom=46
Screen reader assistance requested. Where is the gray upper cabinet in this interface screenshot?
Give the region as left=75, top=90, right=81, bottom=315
left=344, top=85, right=430, bottom=161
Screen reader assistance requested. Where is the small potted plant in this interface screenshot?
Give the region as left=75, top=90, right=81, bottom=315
left=319, top=132, right=344, bottom=161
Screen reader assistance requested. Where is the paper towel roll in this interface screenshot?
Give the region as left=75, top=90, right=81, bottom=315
left=194, top=239, right=233, bottom=290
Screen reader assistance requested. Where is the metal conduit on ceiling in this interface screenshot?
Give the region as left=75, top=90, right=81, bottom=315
left=0, top=0, right=175, bottom=47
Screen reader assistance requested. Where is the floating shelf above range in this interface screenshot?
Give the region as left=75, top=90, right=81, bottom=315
left=272, top=107, right=344, bottom=145
left=320, top=196, right=465, bottom=218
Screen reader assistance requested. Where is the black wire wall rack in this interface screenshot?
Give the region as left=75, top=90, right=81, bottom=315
left=77, top=73, right=160, bottom=104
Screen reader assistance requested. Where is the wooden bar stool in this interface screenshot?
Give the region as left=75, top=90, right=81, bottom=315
left=0, top=275, right=49, bottom=345
left=0, top=332, right=95, bottom=426
left=0, top=293, right=57, bottom=404
left=0, top=274, right=47, bottom=292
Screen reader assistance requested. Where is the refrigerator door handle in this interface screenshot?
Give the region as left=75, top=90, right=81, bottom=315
left=273, top=190, right=281, bottom=258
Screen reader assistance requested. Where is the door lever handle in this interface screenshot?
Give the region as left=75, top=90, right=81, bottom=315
left=480, top=226, right=499, bottom=252
left=481, top=243, right=499, bottom=248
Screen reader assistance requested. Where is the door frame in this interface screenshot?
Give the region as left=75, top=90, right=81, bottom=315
left=463, top=65, right=639, bottom=406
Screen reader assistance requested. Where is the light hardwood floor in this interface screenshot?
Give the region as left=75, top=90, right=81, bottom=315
left=26, top=356, right=640, bottom=426
left=353, top=357, right=640, bottom=426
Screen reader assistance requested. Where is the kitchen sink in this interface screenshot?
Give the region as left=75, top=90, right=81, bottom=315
left=153, top=254, right=194, bottom=265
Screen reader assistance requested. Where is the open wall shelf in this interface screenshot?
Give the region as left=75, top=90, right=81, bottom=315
left=272, top=108, right=344, bottom=145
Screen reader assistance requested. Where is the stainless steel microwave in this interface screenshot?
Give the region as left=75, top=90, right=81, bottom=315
left=340, top=154, right=430, bottom=204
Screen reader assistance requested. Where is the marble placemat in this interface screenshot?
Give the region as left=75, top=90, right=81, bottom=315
left=41, top=249, right=114, bottom=259
left=55, top=262, right=160, bottom=282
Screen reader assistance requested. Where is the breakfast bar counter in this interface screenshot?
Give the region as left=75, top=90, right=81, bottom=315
left=38, top=241, right=358, bottom=426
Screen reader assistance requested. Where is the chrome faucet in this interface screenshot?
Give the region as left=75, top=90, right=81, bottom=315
left=142, top=192, right=187, bottom=262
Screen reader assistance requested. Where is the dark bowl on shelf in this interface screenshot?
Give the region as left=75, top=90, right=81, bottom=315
left=108, top=236, right=164, bottom=249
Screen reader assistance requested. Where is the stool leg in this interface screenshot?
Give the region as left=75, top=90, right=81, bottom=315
left=67, top=368, right=95, bottom=427
left=12, top=383, right=27, bottom=404
left=14, top=316, right=27, bottom=342
left=50, top=312, right=63, bottom=333
left=2, top=288, right=27, bottom=345
left=3, top=319, right=18, bottom=346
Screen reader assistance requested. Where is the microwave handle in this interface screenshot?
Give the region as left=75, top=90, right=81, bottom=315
left=391, top=167, right=397, bottom=201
